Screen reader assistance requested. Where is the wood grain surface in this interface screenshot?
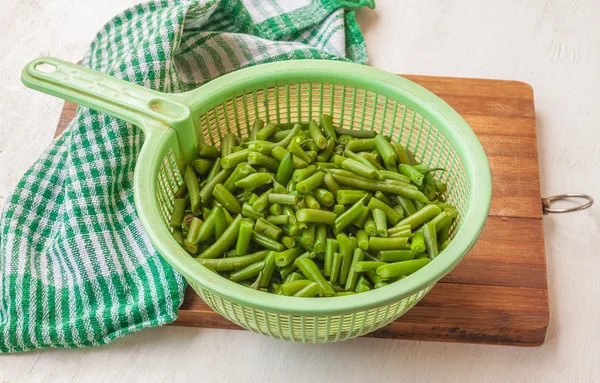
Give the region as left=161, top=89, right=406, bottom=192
left=53, top=75, right=548, bottom=347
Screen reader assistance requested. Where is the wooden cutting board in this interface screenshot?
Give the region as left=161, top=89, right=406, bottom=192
left=54, top=74, right=548, bottom=346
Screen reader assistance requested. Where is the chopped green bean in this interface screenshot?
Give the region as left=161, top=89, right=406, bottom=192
left=399, top=164, right=424, bottom=186
left=213, top=184, right=242, bottom=214
left=354, top=261, right=387, bottom=273
left=372, top=208, right=388, bottom=237
left=313, top=188, right=334, bottom=207
left=376, top=258, right=431, bottom=278
left=196, top=250, right=268, bottom=271
left=367, top=197, right=402, bottom=225
left=230, top=260, right=265, bottom=282
left=324, top=238, right=338, bottom=277
left=345, top=248, right=365, bottom=291
left=296, top=209, right=337, bottom=225
left=356, top=229, right=369, bottom=250
left=184, top=165, right=201, bottom=214
left=296, top=171, right=325, bottom=194
left=235, top=218, right=254, bottom=256
left=395, top=204, right=441, bottom=230
left=169, top=198, right=186, bottom=228
left=411, top=231, right=426, bottom=254
left=422, top=222, right=439, bottom=259
left=251, top=231, right=285, bottom=251
left=304, top=194, right=320, bottom=209
left=314, top=224, right=327, bottom=253
left=369, top=236, right=410, bottom=252
left=197, top=142, right=221, bottom=158
left=374, top=134, right=397, bottom=166
left=364, top=219, right=377, bottom=237
left=214, top=206, right=227, bottom=238
left=295, top=257, right=335, bottom=296
left=198, top=214, right=242, bottom=259
left=281, top=280, right=313, bottom=296
left=320, top=114, right=337, bottom=141
left=293, top=282, right=322, bottom=297
left=234, top=172, right=272, bottom=190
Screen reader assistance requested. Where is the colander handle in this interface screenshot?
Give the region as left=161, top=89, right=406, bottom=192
left=542, top=193, right=594, bottom=214
left=21, top=57, right=191, bottom=133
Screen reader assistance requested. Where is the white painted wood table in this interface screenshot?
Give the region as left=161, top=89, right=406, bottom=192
left=1, top=1, right=598, bottom=382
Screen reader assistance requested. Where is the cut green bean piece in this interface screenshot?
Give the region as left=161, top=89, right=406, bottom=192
left=199, top=215, right=242, bottom=259
left=250, top=119, right=264, bottom=141
left=292, top=165, right=317, bottom=182
left=374, top=134, right=397, bottom=166
left=336, top=190, right=369, bottom=205
left=281, top=280, right=313, bottom=296
left=269, top=203, right=282, bottom=215
left=256, top=122, right=278, bottom=141
left=268, top=193, right=298, bottom=205
left=333, top=197, right=367, bottom=235
left=317, top=140, right=335, bottom=162
left=259, top=251, right=277, bottom=287
left=353, top=207, right=370, bottom=228
left=411, top=231, right=426, bottom=254
left=235, top=218, right=254, bottom=256
left=330, top=252, right=343, bottom=283
left=320, top=114, right=337, bottom=141
left=295, top=257, right=335, bottom=296
left=296, top=171, right=325, bottom=194
left=191, top=158, right=214, bottom=175
left=293, top=282, right=322, bottom=297
left=185, top=217, right=203, bottom=247
left=205, top=157, right=222, bottom=183
left=422, top=222, right=439, bottom=259
left=266, top=214, right=289, bottom=225
left=271, top=146, right=308, bottom=169
left=284, top=272, right=305, bottom=284
left=395, top=204, right=441, bottom=230
left=304, top=194, right=320, bottom=209
left=234, top=173, right=272, bottom=190
left=324, top=238, right=338, bottom=277
left=214, top=207, right=227, bottom=238
left=333, top=204, right=345, bottom=216
left=197, top=142, right=221, bottom=158
left=274, top=152, right=294, bottom=185
left=334, top=125, right=376, bottom=139
left=175, top=182, right=188, bottom=198
left=169, top=198, right=186, bottom=228
left=196, top=207, right=219, bottom=243
left=255, top=217, right=282, bottom=241
left=212, top=184, right=242, bottom=214
left=337, top=234, right=355, bottom=286
left=252, top=188, right=273, bottom=212
left=314, top=224, right=327, bottom=253
left=380, top=170, right=411, bottom=183
left=354, top=261, right=387, bottom=273
left=364, top=219, right=377, bottom=237
left=200, top=167, right=234, bottom=203
left=288, top=137, right=312, bottom=164
left=281, top=235, right=296, bottom=249
left=399, top=164, right=424, bottom=186
left=196, top=250, right=268, bottom=271
left=356, top=229, right=369, bottom=250
left=369, top=236, right=409, bottom=252
left=221, top=133, right=237, bottom=157
left=372, top=208, right=388, bottom=237
left=242, top=201, right=264, bottom=219
left=229, top=260, right=265, bottom=282
left=395, top=195, right=417, bottom=216
left=251, top=231, right=285, bottom=251
left=248, top=151, right=279, bottom=171
left=223, top=162, right=255, bottom=191
left=345, top=248, right=365, bottom=291
left=309, top=120, right=328, bottom=149
left=172, top=228, right=184, bottom=246
left=367, top=197, right=402, bottom=225
left=392, top=143, right=411, bottom=165
left=274, top=247, right=304, bottom=267
left=376, top=258, right=431, bottom=278
left=330, top=172, right=428, bottom=202
left=423, top=173, right=437, bottom=201
left=341, top=158, right=381, bottom=179
left=313, top=188, right=334, bottom=207
left=301, top=224, right=316, bottom=248
left=355, top=284, right=370, bottom=293
left=296, top=209, right=337, bottom=225
left=221, top=149, right=249, bottom=169
left=346, top=138, right=375, bottom=152
left=184, top=165, right=201, bottom=214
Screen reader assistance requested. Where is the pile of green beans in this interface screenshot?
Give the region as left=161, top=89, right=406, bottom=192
left=170, top=114, right=458, bottom=297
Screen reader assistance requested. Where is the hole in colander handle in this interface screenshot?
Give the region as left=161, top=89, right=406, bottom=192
left=542, top=193, right=594, bottom=214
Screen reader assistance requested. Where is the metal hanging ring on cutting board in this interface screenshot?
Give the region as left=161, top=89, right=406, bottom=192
left=542, top=193, right=594, bottom=214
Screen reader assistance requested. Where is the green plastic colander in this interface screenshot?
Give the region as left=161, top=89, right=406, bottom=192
left=21, top=57, right=492, bottom=343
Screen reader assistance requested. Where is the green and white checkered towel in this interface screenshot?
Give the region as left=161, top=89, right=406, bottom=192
left=0, top=0, right=373, bottom=352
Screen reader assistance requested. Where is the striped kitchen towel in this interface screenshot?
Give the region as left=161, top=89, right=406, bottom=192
left=0, top=0, right=374, bottom=352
